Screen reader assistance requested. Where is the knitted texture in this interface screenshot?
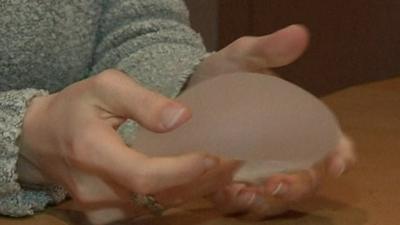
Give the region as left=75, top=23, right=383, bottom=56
left=0, top=0, right=206, bottom=216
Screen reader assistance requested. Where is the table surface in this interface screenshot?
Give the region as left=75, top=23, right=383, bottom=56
left=1, top=77, right=400, bottom=225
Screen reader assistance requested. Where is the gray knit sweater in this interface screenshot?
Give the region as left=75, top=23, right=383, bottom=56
left=0, top=0, right=206, bottom=217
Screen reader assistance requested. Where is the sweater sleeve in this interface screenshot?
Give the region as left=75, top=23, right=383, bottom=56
left=0, top=89, right=66, bottom=217
left=91, top=0, right=207, bottom=98
left=91, top=0, right=208, bottom=142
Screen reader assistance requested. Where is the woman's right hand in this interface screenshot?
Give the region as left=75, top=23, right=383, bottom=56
left=17, top=69, right=237, bottom=221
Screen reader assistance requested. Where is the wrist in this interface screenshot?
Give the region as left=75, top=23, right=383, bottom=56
left=18, top=94, right=53, bottom=185
left=20, top=94, right=51, bottom=149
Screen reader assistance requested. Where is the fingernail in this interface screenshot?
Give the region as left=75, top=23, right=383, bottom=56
left=331, top=158, right=346, bottom=177
left=272, top=183, right=288, bottom=196
left=204, top=157, right=218, bottom=170
left=161, top=106, right=186, bottom=130
left=239, top=191, right=256, bottom=206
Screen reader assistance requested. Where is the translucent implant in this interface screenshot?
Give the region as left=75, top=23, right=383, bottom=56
left=132, top=73, right=340, bottom=183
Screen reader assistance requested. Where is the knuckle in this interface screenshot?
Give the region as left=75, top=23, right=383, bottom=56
left=99, top=69, right=125, bottom=78
left=91, top=69, right=126, bottom=88
left=232, top=36, right=254, bottom=49
left=91, top=71, right=113, bottom=87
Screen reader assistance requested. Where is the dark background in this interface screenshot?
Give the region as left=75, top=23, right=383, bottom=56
left=187, top=0, right=400, bottom=95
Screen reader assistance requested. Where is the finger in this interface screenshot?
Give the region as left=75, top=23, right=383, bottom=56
left=85, top=207, right=130, bottom=225
left=67, top=169, right=129, bottom=208
left=224, top=24, right=309, bottom=70
left=244, top=193, right=289, bottom=220
left=81, top=123, right=219, bottom=195
left=211, top=183, right=254, bottom=215
left=84, top=202, right=156, bottom=225
left=211, top=183, right=291, bottom=219
left=155, top=160, right=241, bottom=206
left=84, top=203, right=150, bottom=225
left=75, top=161, right=240, bottom=216
left=263, top=170, right=318, bottom=201
left=90, top=69, right=191, bottom=132
left=66, top=169, right=166, bottom=216
left=326, top=134, right=356, bottom=177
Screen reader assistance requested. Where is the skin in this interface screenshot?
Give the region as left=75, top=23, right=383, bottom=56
left=19, top=25, right=356, bottom=223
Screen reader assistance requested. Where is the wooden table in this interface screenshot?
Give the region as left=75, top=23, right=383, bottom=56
left=1, top=77, right=400, bottom=225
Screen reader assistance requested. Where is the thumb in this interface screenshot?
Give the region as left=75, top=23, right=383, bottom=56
left=224, top=24, right=309, bottom=70
left=90, top=69, right=191, bottom=132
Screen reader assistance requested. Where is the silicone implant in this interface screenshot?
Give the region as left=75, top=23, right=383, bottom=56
left=131, top=72, right=340, bottom=183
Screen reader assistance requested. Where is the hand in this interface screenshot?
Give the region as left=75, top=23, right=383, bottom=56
left=189, top=24, right=309, bottom=86
left=18, top=69, right=237, bottom=221
left=191, top=24, right=356, bottom=219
